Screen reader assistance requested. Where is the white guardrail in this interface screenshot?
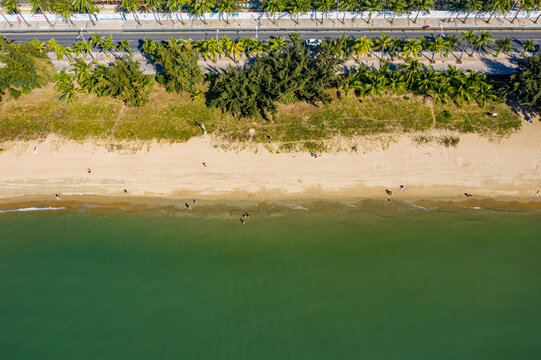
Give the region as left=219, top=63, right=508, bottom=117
left=0, top=10, right=540, bottom=24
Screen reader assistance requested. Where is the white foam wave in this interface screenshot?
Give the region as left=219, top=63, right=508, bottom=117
left=0, top=207, right=66, bottom=213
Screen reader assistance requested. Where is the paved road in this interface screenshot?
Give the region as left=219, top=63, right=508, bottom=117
left=3, top=28, right=541, bottom=48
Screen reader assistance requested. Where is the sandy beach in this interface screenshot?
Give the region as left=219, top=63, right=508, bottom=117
left=1, top=122, right=540, bottom=205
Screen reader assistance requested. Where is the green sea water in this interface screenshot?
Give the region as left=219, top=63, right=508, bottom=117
left=1, top=204, right=540, bottom=359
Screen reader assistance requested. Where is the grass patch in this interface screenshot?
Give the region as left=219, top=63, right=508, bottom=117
left=0, top=85, right=521, bottom=151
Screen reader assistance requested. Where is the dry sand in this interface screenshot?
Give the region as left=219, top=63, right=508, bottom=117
left=1, top=122, right=540, bottom=205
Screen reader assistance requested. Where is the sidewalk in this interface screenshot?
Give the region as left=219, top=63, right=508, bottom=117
left=1, top=10, right=540, bottom=32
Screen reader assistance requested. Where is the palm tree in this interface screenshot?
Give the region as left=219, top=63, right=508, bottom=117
left=47, top=38, right=58, bottom=54
left=189, top=0, right=213, bottom=24
left=287, top=0, right=311, bottom=24
left=262, top=0, right=284, bottom=24
left=386, top=0, right=408, bottom=24
left=373, top=33, right=392, bottom=61
left=29, top=0, right=52, bottom=26
left=453, top=0, right=482, bottom=23
left=168, top=0, right=187, bottom=24
left=222, top=38, right=244, bottom=62
left=116, top=39, right=132, bottom=55
left=493, top=37, right=512, bottom=57
left=73, top=58, right=95, bottom=83
left=0, top=1, right=13, bottom=26
left=51, top=43, right=72, bottom=60
left=417, top=67, right=440, bottom=94
left=316, top=0, right=336, bottom=24
left=205, top=37, right=222, bottom=62
left=389, top=37, right=402, bottom=60
left=521, top=40, right=536, bottom=57
left=71, top=0, right=99, bottom=25
left=351, top=36, right=373, bottom=62
left=56, top=1, right=74, bottom=25
left=2, top=0, right=29, bottom=26
left=90, top=34, right=102, bottom=48
left=266, top=36, right=287, bottom=53
left=462, top=30, right=477, bottom=56
left=101, top=36, right=116, bottom=57
left=409, top=0, right=434, bottom=24
left=248, top=40, right=266, bottom=57
left=402, top=39, right=422, bottom=61
left=429, top=37, right=449, bottom=62
left=146, top=0, right=163, bottom=25
left=474, top=30, right=493, bottom=54
left=120, top=0, right=141, bottom=25
left=402, top=60, right=426, bottom=88
left=361, top=0, right=382, bottom=24
left=338, top=0, right=357, bottom=23
left=54, top=70, right=78, bottom=104
left=215, top=0, right=238, bottom=24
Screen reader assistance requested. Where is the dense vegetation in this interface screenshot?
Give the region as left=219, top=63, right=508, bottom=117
left=0, top=37, right=53, bottom=101
left=2, top=0, right=541, bottom=21
left=56, top=57, right=152, bottom=106
left=207, top=38, right=344, bottom=119
left=509, top=55, right=541, bottom=111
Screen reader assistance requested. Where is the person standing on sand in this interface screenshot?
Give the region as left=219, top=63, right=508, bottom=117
left=386, top=189, right=393, bottom=196
left=33, top=146, right=38, bottom=154
left=56, top=194, right=60, bottom=200
left=87, top=168, right=91, bottom=174
left=464, top=193, right=473, bottom=198
left=400, top=185, right=405, bottom=191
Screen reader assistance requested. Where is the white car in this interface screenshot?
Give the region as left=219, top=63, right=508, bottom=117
left=305, top=39, right=322, bottom=47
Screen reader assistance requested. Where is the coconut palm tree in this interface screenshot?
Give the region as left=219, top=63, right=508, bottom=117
left=2, top=0, right=29, bottom=26
left=462, top=30, right=477, bottom=56
left=120, top=0, right=141, bottom=25
left=266, top=36, right=287, bottom=53
left=316, top=0, right=336, bottom=24
left=73, top=58, right=96, bottom=84
left=409, top=0, right=434, bottom=24
left=373, top=33, right=392, bottom=61
left=116, top=39, right=132, bottom=55
left=56, top=1, right=74, bottom=25
left=90, top=33, right=102, bottom=48
left=287, top=0, right=311, bottom=24
left=71, top=0, right=99, bottom=25
left=351, top=36, right=373, bottom=62
left=474, top=30, right=493, bottom=53
left=146, top=0, right=163, bottom=25
left=215, top=0, right=238, bottom=24
left=205, top=37, right=222, bottom=62
left=521, top=40, right=536, bottom=56
left=389, top=37, right=402, bottom=60
left=222, top=38, right=244, bottom=62
left=47, top=38, right=58, bottom=54
left=402, top=39, right=422, bottom=61
left=248, top=40, right=266, bottom=57
left=54, top=70, right=78, bottom=104
left=189, top=0, right=213, bottom=24
left=361, top=0, right=382, bottom=24
left=29, top=0, right=52, bottom=26
left=168, top=0, right=188, bottom=24
left=429, top=37, right=449, bottom=62
left=386, top=0, right=408, bottom=24
left=338, top=0, right=357, bottom=23
left=262, top=0, right=284, bottom=24
left=493, top=37, right=512, bottom=57
left=101, top=36, right=117, bottom=57
left=0, top=1, right=13, bottom=26
left=417, top=67, right=440, bottom=93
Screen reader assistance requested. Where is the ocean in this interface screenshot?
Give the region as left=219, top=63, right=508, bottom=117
left=0, top=202, right=540, bottom=359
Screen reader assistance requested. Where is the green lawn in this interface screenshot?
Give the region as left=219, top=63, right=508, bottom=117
left=0, top=85, right=522, bottom=151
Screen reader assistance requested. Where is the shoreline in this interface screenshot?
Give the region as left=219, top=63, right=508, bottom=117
left=1, top=123, right=540, bottom=208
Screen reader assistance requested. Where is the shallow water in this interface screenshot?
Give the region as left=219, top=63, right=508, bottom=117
left=1, top=205, right=540, bottom=359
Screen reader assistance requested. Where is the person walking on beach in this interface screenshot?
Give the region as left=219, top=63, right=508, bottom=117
left=123, top=189, right=128, bottom=193
left=33, top=146, right=38, bottom=154
left=87, top=168, right=91, bottom=174
left=193, top=199, right=197, bottom=205
left=240, top=218, right=246, bottom=224
left=352, top=146, right=357, bottom=152
left=386, top=189, right=393, bottom=196
left=56, top=194, right=60, bottom=200
left=185, top=203, right=190, bottom=209
left=400, top=185, right=405, bottom=191
left=202, top=162, right=207, bottom=167
left=464, top=193, right=473, bottom=198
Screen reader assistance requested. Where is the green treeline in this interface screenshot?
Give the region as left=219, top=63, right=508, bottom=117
left=2, top=0, right=541, bottom=20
